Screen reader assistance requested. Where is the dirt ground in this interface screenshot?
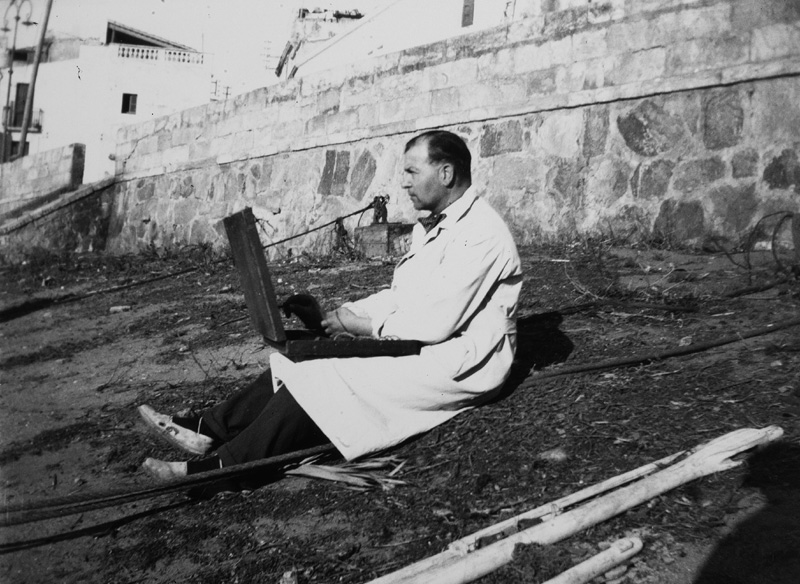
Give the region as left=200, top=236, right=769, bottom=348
left=1, top=241, right=799, bottom=584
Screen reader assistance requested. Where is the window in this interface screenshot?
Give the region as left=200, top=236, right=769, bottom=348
left=462, top=0, right=475, bottom=27
left=11, top=140, right=30, bottom=157
left=121, top=93, right=138, bottom=114
left=12, top=83, right=28, bottom=127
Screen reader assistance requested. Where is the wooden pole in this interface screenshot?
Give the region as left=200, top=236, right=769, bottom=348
left=16, top=0, right=53, bottom=159
left=543, top=537, right=643, bottom=584
left=449, top=450, right=685, bottom=555
left=368, top=426, right=783, bottom=584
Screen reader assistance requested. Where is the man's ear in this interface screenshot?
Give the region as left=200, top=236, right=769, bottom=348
left=439, top=163, right=456, bottom=188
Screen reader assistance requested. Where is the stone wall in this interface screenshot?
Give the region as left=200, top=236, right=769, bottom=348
left=0, top=143, right=85, bottom=218
left=0, top=182, right=116, bottom=263
left=109, top=0, right=800, bottom=255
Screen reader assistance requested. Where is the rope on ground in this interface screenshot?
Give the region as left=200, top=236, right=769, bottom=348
left=0, top=444, right=336, bottom=528
left=525, top=315, right=800, bottom=385
left=6, top=316, right=800, bottom=529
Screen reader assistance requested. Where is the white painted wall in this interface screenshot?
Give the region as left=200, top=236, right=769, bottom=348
left=2, top=44, right=212, bottom=182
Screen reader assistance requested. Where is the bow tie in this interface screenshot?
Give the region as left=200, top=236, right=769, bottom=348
left=418, top=213, right=446, bottom=233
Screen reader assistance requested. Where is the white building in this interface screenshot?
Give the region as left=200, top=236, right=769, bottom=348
left=1, top=20, right=213, bottom=182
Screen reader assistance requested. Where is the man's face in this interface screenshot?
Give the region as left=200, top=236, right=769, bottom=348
left=401, top=142, right=449, bottom=214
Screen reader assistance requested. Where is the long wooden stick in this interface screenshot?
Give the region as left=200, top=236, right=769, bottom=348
left=543, top=537, right=643, bottom=584
left=449, top=450, right=684, bottom=554
left=368, top=426, right=783, bottom=584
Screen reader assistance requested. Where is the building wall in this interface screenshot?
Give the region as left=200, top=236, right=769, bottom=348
left=0, top=142, right=84, bottom=217
left=103, top=0, right=800, bottom=255
left=2, top=44, right=211, bottom=183
left=288, top=0, right=513, bottom=77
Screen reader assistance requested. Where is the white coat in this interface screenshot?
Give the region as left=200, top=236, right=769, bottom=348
left=270, top=187, right=522, bottom=460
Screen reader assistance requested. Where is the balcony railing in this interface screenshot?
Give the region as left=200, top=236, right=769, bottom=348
left=3, top=102, right=44, bottom=133
left=117, top=45, right=205, bottom=65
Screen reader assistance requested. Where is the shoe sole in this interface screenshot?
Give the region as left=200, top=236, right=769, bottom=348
left=138, top=406, right=212, bottom=456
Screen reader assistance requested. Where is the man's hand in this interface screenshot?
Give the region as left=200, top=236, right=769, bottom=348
left=322, top=308, right=373, bottom=337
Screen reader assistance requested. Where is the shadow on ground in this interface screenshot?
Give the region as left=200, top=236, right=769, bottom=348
left=493, top=311, right=574, bottom=401
left=694, top=441, right=800, bottom=584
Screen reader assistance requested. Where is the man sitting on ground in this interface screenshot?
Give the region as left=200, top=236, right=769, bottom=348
left=139, top=130, right=522, bottom=482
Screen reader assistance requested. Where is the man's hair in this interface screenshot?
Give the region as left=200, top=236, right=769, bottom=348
left=405, top=130, right=472, bottom=184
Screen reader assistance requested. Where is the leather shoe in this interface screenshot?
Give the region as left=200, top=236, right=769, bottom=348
left=138, top=404, right=214, bottom=455
left=142, top=458, right=187, bottom=481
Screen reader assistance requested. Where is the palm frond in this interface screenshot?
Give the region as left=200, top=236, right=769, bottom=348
left=285, top=456, right=408, bottom=491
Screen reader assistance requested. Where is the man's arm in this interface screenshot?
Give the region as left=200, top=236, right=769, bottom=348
left=321, top=308, right=373, bottom=337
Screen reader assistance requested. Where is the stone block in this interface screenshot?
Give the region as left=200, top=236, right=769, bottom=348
left=673, top=157, right=726, bottom=193
left=398, top=42, right=447, bottom=74
left=545, top=157, right=584, bottom=207
left=557, top=61, right=600, bottom=94
left=446, top=27, right=508, bottom=60
left=326, top=109, right=360, bottom=137
left=537, top=110, right=583, bottom=158
left=653, top=199, right=706, bottom=244
left=606, top=20, right=647, bottom=54
left=617, top=100, right=686, bottom=157
left=423, top=58, right=479, bottom=91
left=351, top=150, right=377, bottom=202
left=431, top=87, right=462, bottom=115
left=354, top=223, right=413, bottom=258
left=709, top=182, right=758, bottom=234
left=480, top=120, right=524, bottom=157
left=654, top=4, right=732, bottom=44
left=306, top=113, right=328, bottom=136
left=583, top=105, right=610, bottom=159
left=317, top=150, right=351, bottom=197
left=631, top=159, right=675, bottom=200
left=317, top=87, right=341, bottom=115
left=762, top=148, right=800, bottom=191
left=543, top=6, right=590, bottom=40
left=585, top=157, right=631, bottom=206
left=476, top=48, right=515, bottom=82
left=703, top=88, right=744, bottom=150
left=732, top=149, right=759, bottom=178
left=732, top=0, right=800, bottom=31
left=378, top=94, right=431, bottom=126
left=608, top=46, right=666, bottom=86
left=588, top=0, right=622, bottom=24
left=513, top=37, right=572, bottom=75
left=572, top=28, right=608, bottom=62
left=490, top=156, right=543, bottom=192
left=666, top=35, right=749, bottom=76
left=157, top=132, right=173, bottom=152
left=506, top=15, right=545, bottom=44
left=523, top=67, right=559, bottom=97
left=625, top=0, right=704, bottom=18
left=357, top=104, right=379, bottom=128
left=341, top=75, right=378, bottom=108
left=751, top=24, right=800, bottom=61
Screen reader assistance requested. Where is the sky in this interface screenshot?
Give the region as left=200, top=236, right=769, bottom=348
left=10, top=0, right=293, bottom=54
left=2, top=0, right=379, bottom=92
left=8, top=0, right=376, bottom=57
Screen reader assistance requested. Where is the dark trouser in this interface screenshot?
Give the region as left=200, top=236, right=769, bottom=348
left=201, top=370, right=333, bottom=467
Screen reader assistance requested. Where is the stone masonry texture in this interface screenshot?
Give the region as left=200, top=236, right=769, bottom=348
left=5, top=0, right=799, bottom=257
